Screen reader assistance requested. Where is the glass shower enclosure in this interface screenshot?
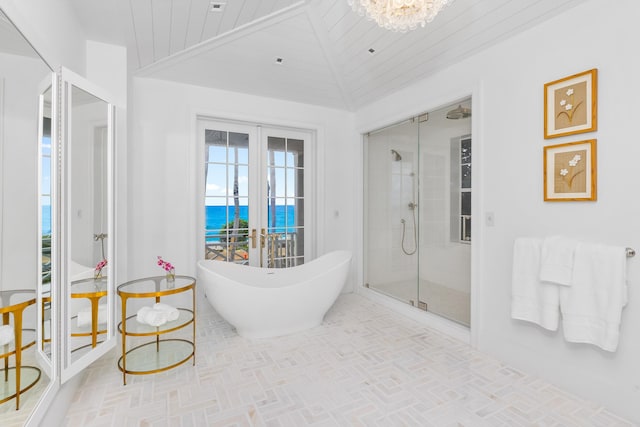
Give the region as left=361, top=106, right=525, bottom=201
left=364, top=100, right=472, bottom=326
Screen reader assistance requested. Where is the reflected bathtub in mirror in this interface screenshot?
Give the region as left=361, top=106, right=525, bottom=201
left=197, top=250, right=352, bottom=339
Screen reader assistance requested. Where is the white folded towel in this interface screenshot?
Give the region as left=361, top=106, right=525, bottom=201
left=0, top=324, right=14, bottom=346
left=77, top=304, right=108, bottom=328
left=153, top=302, right=179, bottom=322
left=136, top=306, right=151, bottom=324
left=560, top=242, right=627, bottom=352
left=511, top=237, right=560, bottom=331
left=540, top=236, right=577, bottom=286
left=136, top=306, right=168, bottom=327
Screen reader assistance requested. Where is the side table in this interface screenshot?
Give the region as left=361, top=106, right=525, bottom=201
left=117, top=275, right=195, bottom=385
left=0, top=290, right=40, bottom=410
left=69, top=277, right=108, bottom=352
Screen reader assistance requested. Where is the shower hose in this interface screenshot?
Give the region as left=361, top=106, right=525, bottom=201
left=400, top=208, right=417, bottom=255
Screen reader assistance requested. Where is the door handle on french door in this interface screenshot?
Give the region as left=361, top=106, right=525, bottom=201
left=250, top=229, right=257, bottom=248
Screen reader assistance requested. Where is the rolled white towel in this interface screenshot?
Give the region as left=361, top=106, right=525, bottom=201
left=136, top=306, right=168, bottom=327
left=77, top=304, right=108, bottom=328
left=136, top=306, right=152, bottom=324
left=143, top=309, right=168, bottom=327
left=153, top=302, right=179, bottom=322
left=0, top=324, right=14, bottom=346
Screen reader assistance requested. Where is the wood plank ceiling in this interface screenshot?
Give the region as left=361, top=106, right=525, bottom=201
left=70, top=0, right=585, bottom=111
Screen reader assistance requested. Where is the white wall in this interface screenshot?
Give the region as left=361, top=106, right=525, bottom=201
left=356, top=0, right=640, bottom=422
left=0, top=0, right=85, bottom=74
left=128, top=77, right=358, bottom=293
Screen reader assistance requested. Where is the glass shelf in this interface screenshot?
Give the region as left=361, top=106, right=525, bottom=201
left=70, top=277, right=108, bottom=296
left=118, top=309, right=193, bottom=336
left=117, top=339, right=194, bottom=375
left=117, top=275, right=195, bottom=297
left=0, top=366, right=41, bottom=406
left=69, top=320, right=107, bottom=337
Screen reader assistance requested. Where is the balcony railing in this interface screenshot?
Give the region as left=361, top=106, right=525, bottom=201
left=205, top=231, right=301, bottom=267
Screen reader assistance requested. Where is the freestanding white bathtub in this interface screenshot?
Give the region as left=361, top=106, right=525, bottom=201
left=197, top=250, right=352, bottom=339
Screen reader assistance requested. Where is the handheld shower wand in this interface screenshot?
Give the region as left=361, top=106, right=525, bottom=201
left=400, top=203, right=417, bottom=255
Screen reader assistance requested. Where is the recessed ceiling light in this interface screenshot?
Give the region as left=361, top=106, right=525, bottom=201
left=210, top=2, right=226, bottom=12
left=368, top=48, right=376, bottom=55
left=275, top=57, right=284, bottom=65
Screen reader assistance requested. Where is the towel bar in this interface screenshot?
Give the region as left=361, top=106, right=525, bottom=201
left=626, top=247, right=635, bottom=257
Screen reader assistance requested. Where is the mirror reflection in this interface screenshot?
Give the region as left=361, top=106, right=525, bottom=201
left=0, top=8, right=53, bottom=422
left=40, top=85, right=53, bottom=363
left=65, top=84, right=110, bottom=365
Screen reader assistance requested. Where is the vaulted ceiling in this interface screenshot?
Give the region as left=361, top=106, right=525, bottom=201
left=70, top=0, right=584, bottom=110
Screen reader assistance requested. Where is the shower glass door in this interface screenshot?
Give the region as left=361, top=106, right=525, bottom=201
left=364, top=100, right=472, bottom=326
left=364, top=119, right=421, bottom=307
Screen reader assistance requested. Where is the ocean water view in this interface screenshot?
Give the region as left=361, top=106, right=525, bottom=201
left=41, top=205, right=295, bottom=241
left=42, top=206, right=51, bottom=235
left=206, top=205, right=295, bottom=243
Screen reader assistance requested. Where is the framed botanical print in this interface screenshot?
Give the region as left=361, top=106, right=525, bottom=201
left=544, top=139, right=596, bottom=201
left=544, top=69, right=597, bottom=139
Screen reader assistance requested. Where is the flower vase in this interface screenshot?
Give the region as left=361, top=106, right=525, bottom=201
left=94, top=269, right=103, bottom=280
left=166, top=269, right=175, bottom=287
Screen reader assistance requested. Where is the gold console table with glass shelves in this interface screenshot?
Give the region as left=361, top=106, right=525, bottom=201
left=70, top=277, right=108, bottom=354
left=0, top=290, right=41, bottom=410
left=117, top=275, right=195, bottom=385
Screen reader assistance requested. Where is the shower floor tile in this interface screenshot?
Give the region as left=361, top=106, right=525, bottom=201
left=373, top=280, right=470, bottom=326
left=62, top=294, right=632, bottom=426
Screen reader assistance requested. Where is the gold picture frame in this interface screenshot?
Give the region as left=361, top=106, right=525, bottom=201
left=544, top=139, right=597, bottom=201
left=544, top=69, right=597, bottom=139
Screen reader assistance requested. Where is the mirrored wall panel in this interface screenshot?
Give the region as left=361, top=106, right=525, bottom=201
left=0, top=8, right=55, bottom=425
left=60, top=69, right=115, bottom=383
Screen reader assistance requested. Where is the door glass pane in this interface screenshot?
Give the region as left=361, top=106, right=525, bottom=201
left=461, top=192, right=471, bottom=216
left=461, top=164, right=471, bottom=188
left=266, top=136, right=304, bottom=267
left=284, top=199, right=294, bottom=228
left=270, top=168, right=286, bottom=197
left=286, top=168, right=302, bottom=197
left=268, top=137, right=286, bottom=166
left=205, top=128, right=250, bottom=264
left=287, top=139, right=304, bottom=167
left=227, top=165, right=249, bottom=198
left=207, top=145, right=226, bottom=162
left=206, top=164, right=227, bottom=197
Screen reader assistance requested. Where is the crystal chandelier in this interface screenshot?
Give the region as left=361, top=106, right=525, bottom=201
left=348, top=0, right=452, bottom=32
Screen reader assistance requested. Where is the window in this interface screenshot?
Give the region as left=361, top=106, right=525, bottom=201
left=451, top=135, right=471, bottom=243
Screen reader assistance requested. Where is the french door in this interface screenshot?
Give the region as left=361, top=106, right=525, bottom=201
left=199, top=119, right=311, bottom=267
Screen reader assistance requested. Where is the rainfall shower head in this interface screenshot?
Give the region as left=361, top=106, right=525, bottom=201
left=446, top=104, right=472, bottom=120
left=390, top=149, right=402, bottom=161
